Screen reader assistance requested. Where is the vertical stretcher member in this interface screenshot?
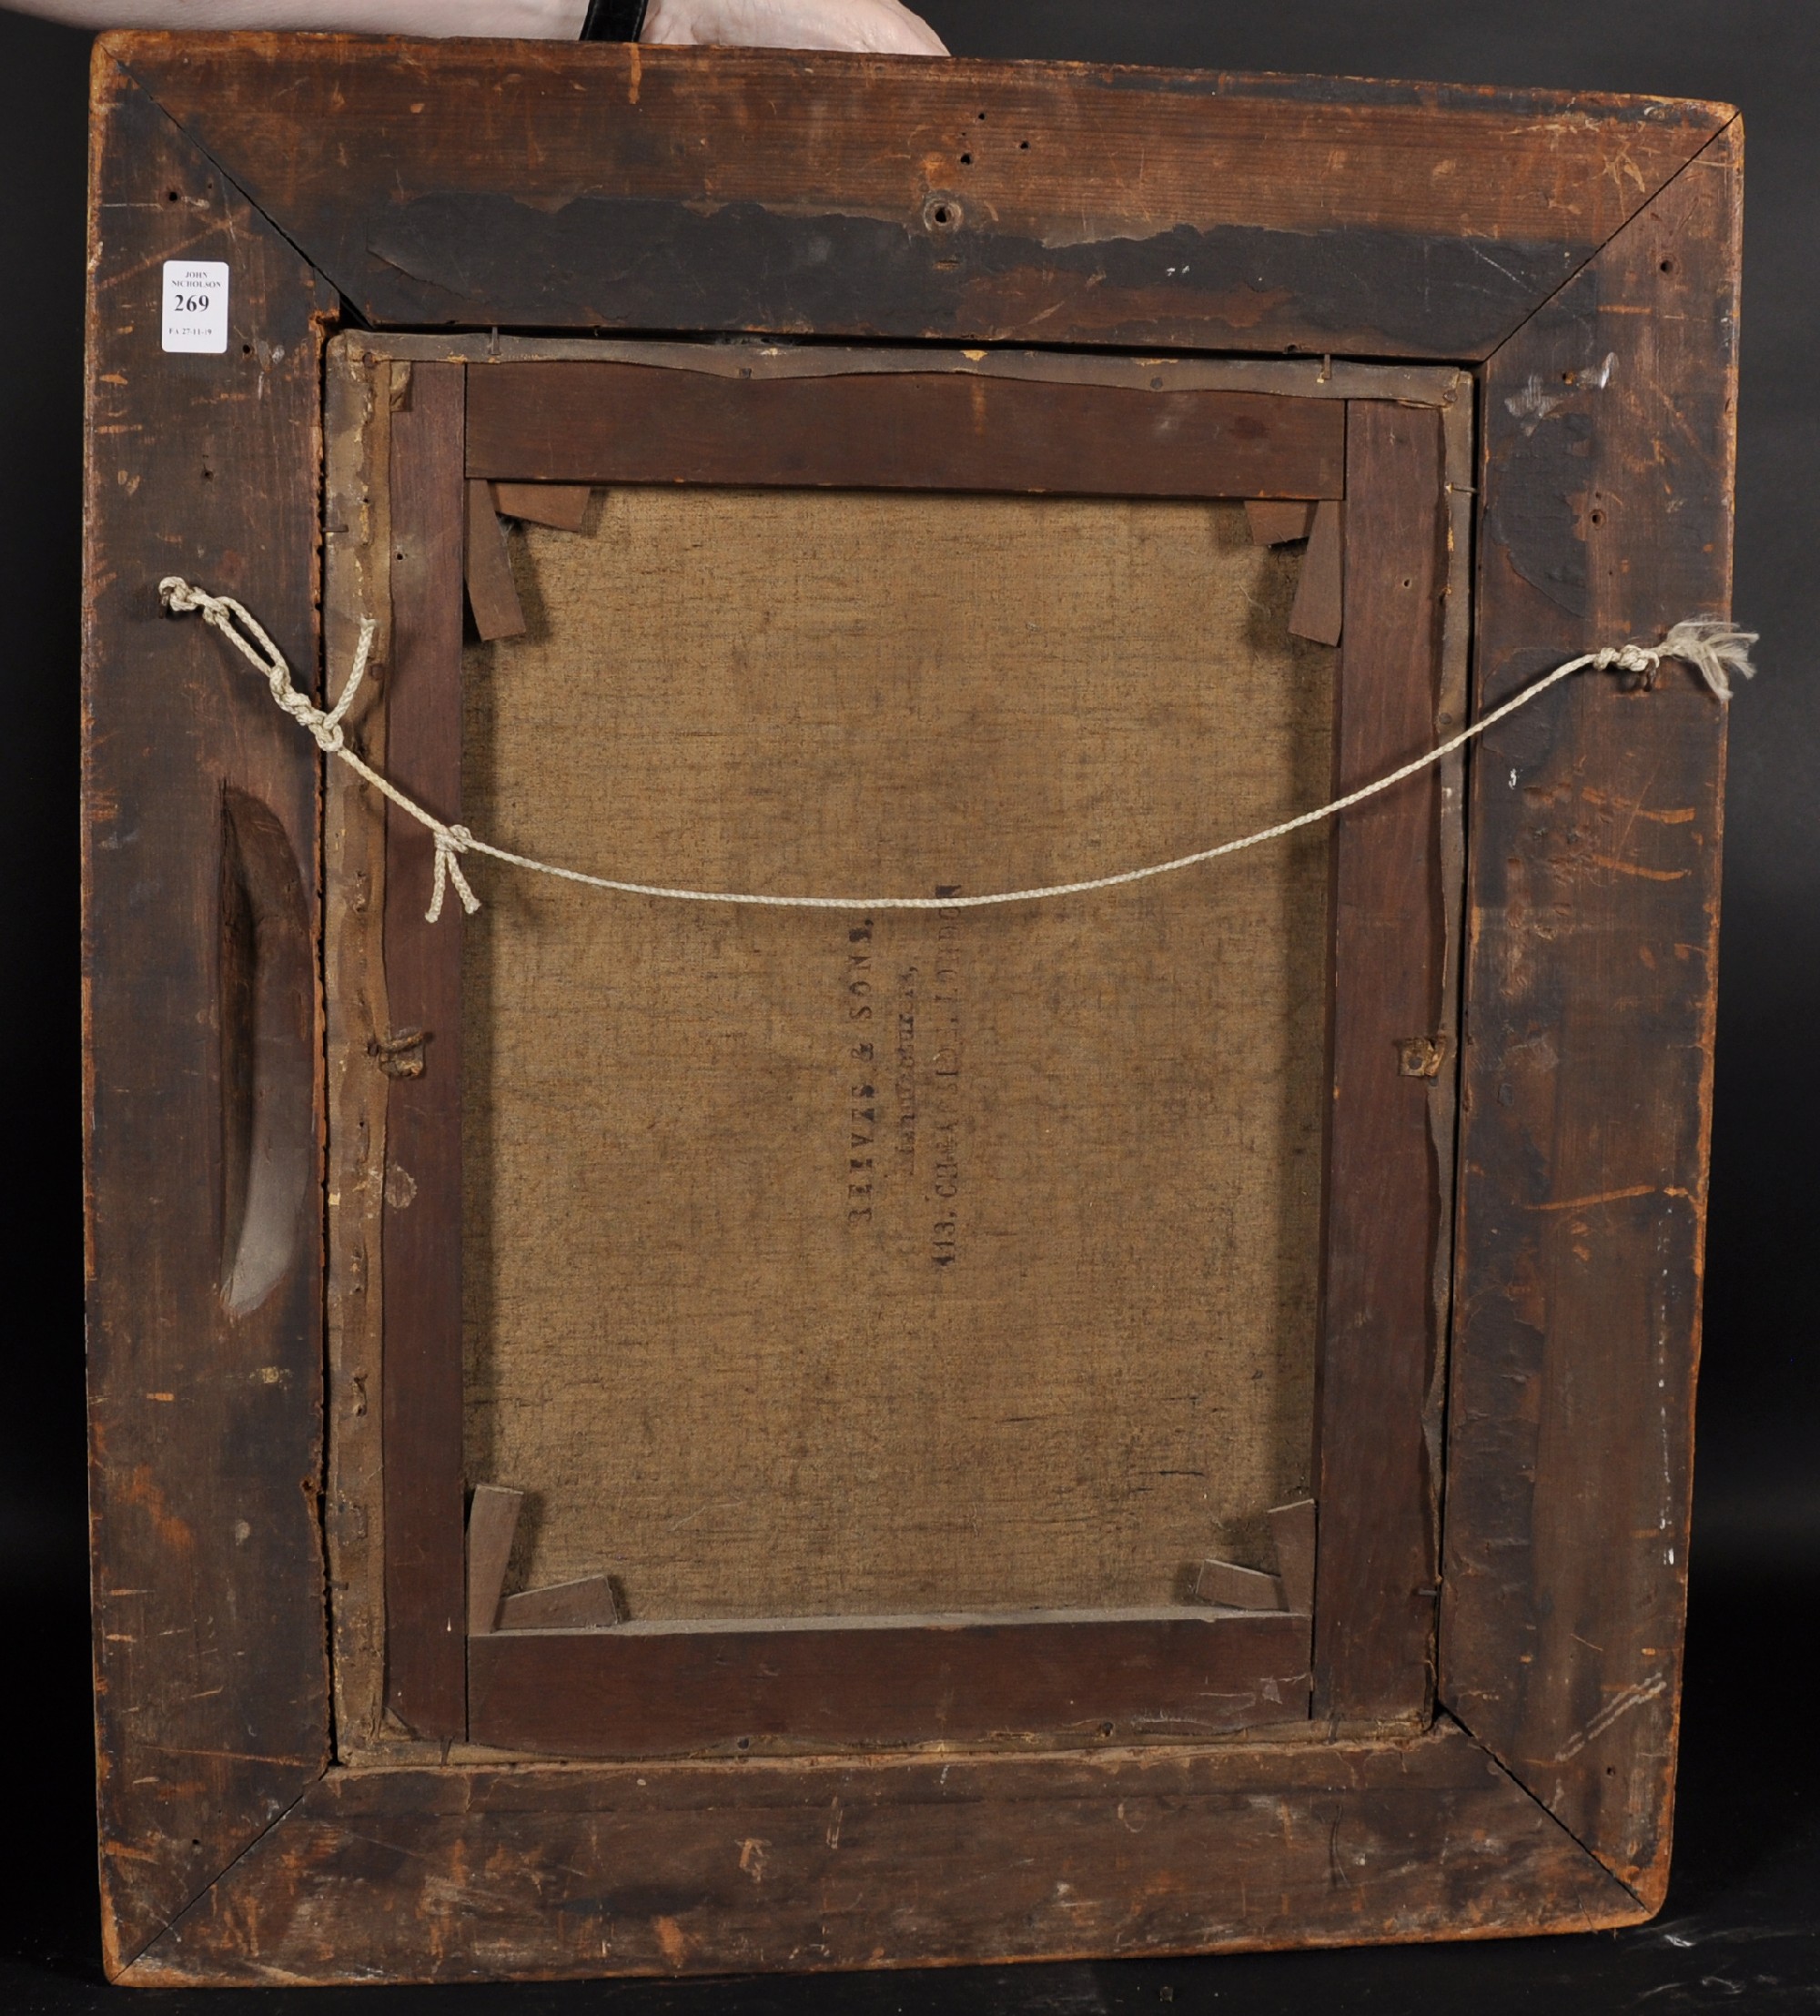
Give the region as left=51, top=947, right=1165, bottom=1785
left=5, top=0, right=945, bottom=53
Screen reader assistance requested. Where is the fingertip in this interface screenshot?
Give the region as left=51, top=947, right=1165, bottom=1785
left=899, top=5, right=947, bottom=55
left=885, top=19, right=948, bottom=54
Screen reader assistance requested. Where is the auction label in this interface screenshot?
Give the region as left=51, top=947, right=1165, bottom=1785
left=162, top=260, right=229, bottom=354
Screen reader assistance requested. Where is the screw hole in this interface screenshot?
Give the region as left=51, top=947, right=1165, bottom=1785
left=959, top=152, right=971, bottom=165
left=736, top=1737, right=752, bottom=1751
left=1019, top=138, right=1029, bottom=149
left=1099, top=1721, right=1115, bottom=1737
left=242, top=342, right=253, bottom=356
left=165, top=188, right=180, bottom=203
left=922, top=193, right=963, bottom=233
left=1660, top=257, right=1676, bottom=274
left=1589, top=509, right=1605, bottom=527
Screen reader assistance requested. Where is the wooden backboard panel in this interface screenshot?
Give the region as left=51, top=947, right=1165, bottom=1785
left=460, top=492, right=1333, bottom=1618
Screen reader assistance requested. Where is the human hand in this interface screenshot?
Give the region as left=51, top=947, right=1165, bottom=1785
left=4, top=0, right=945, bottom=61
left=642, top=0, right=945, bottom=53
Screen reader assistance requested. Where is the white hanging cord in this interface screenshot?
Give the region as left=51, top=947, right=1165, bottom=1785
left=158, top=577, right=1754, bottom=926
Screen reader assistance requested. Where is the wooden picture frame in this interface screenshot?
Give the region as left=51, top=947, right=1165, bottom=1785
left=82, top=34, right=1741, bottom=1985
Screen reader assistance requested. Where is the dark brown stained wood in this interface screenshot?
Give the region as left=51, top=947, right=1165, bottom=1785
left=1270, top=1500, right=1318, bottom=1616
left=492, top=481, right=591, bottom=530
left=463, top=479, right=525, bottom=641
left=1248, top=499, right=1316, bottom=545
left=124, top=1725, right=1644, bottom=1984
left=1442, top=121, right=1743, bottom=1904
left=467, top=363, right=1343, bottom=499
left=1289, top=498, right=1345, bottom=644
left=1313, top=402, right=1446, bottom=1725
left=498, top=1577, right=622, bottom=1632
left=466, top=1484, right=523, bottom=1636
left=82, top=59, right=334, bottom=1977
left=383, top=360, right=469, bottom=1740
left=470, top=1612, right=1311, bottom=1757
left=107, top=36, right=1728, bottom=356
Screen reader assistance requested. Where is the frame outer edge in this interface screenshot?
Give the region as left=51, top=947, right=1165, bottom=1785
left=105, top=35, right=1726, bottom=359
left=1441, top=118, right=1743, bottom=1904
left=84, top=52, right=339, bottom=1975
left=116, top=1726, right=1646, bottom=1985
left=90, top=40, right=1741, bottom=1974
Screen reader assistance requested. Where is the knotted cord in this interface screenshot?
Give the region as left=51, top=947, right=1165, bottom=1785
left=158, top=576, right=1755, bottom=926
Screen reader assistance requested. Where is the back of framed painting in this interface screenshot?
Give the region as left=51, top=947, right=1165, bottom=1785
left=82, top=38, right=1738, bottom=1982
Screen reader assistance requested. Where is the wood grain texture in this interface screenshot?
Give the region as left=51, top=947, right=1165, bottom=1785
left=321, top=342, right=418, bottom=1764
left=470, top=1611, right=1311, bottom=1756
left=498, top=1576, right=622, bottom=1631
left=122, top=1723, right=1643, bottom=1984
left=1289, top=498, right=1344, bottom=645
left=467, top=363, right=1343, bottom=498
left=366, top=335, right=1466, bottom=409
left=492, top=481, right=591, bottom=530
left=382, top=360, right=470, bottom=1740
left=463, top=479, right=525, bottom=642
left=1189, top=1564, right=1285, bottom=1611
left=466, top=1484, right=523, bottom=1636
left=1248, top=500, right=1316, bottom=545
left=1441, top=122, right=1742, bottom=1904
left=1270, top=1499, right=1318, bottom=1616
left=106, top=36, right=1727, bottom=357
left=1312, top=402, right=1448, bottom=1725
left=82, top=56, right=335, bottom=1977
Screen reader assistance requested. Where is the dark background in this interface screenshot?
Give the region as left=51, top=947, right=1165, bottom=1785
left=3, top=3, right=1813, bottom=2008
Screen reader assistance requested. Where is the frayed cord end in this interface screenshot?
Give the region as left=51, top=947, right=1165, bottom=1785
left=1658, top=619, right=1760, bottom=701
left=426, top=824, right=481, bottom=925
